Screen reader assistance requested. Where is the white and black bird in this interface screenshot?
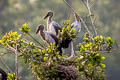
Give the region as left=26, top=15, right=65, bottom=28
left=69, top=13, right=81, bottom=57
left=36, top=24, right=62, bottom=56
left=44, top=11, right=62, bottom=35
left=63, top=0, right=82, bottom=57
left=71, top=13, right=81, bottom=34
left=0, top=68, right=7, bottom=80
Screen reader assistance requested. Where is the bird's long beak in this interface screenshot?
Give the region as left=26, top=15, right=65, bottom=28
left=36, top=27, right=40, bottom=34
left=44, top=14, right=49, bottom=19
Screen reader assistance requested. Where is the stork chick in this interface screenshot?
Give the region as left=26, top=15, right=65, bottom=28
left=69, top=13, right=81, bottom=57
left=36, top=24, right=62, bottom=56
left=71, top=13, right=81, bottom=34
left=44, top=11, right=62, bottom=35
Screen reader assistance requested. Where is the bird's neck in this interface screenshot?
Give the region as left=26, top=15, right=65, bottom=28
left=40, top=31, right=45, bottom=40
left=47, top=16, right=52, bottom=31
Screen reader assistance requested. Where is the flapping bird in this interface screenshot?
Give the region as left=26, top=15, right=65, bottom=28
left=36, top=24, right=62, bottom=56
left=44, top=11, right=62, bottom=35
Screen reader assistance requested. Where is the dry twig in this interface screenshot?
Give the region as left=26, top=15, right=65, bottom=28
left=82, top=0, right=97, bottom=36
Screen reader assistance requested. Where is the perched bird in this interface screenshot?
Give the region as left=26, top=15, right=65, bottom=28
left=36, top=24, right=62, bottom=56
left=71, top=13, right=81, bottom=34
left=70, top=13, right=81, bottom=57
left=63, top=0, right=82, bottom=57
left=44, top=11, right=62, bottom=35
left=0, top=68, right=7, bottom=80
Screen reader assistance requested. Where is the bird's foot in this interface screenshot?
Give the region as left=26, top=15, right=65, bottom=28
left=64, top=54, right=76, bottom=60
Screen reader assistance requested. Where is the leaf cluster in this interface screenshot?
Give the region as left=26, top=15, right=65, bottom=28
left=7, top=73, right=16, bottom=80
left=0, top=23, right=114, bottom=80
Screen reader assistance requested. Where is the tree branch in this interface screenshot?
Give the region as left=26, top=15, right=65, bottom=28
left=6, top=43, right=19, bottom=80
left=0, top=56, right=13, bottom=73
left=82, top=0, right=97, bottom=36
left=63, top=0, right=93, bottom=38
left=27, top=33, right=46, bottom=48
left=15, top=44, right=18, bottom=80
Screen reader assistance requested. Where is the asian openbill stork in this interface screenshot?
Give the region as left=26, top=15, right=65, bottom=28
left=44, top=11, right=62, bottom=35
left=0, top=68, right=7, bottom=80
left=36, top=24, right=62, bottom=56
left=64, top=0, right=81, bottom=57
left=70, top=13, right=81, bottom=57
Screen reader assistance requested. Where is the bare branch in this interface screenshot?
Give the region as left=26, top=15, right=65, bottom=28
left=79, top=17, right=93, bottom=39
left=15, top=44, right=18, bottom=80
left=22, top=38, right=44, bottom=49
left=0, top=56, right=13, bottom=73
left=27, top=33, right=46, bottom=48
left=6, top=43, right=19, bottom=79
left=63, top=0, right=93, bottom=38
left=82, top=0, right=97, bottom=36
left=63, top=0, right=76, bottom=14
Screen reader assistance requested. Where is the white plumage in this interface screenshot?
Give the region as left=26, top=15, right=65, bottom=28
left=70, top=13, right=82, bottom=57
left=71, top=20, right=81, bottom=34
left=36, top=24, right=58, bottom=45
left=44, top=11, right=62, bottom=36
left=36, top=24, right=62, bottom=55
left=44, top=31, right=57, bottom=44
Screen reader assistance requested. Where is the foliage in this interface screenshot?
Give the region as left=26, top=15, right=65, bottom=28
left=7, top=73, right=16, bottom=80
left=0, top=31, right=21, bottom=46
left=57, top=20, right=76, bottom=48
left=0, top=0, right=119, bottom=79
left=20, top=23, right=31, bottom=33
left=76, top=33, right=114, bottom=80
left=0, top=20, right=114, bottom=80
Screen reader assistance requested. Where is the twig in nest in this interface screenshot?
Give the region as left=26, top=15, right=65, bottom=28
left=55, top=65, right=78, bottom=80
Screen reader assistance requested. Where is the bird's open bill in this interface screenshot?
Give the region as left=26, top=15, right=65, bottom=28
left=44, top=11, right=53, bottom=19
left=44, top=13, right=49, bottom=19
left=36, top=25, right=44, bottom=34
left=36, top=28, right=40, bottom=34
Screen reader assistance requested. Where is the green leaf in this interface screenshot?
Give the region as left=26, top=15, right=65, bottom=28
left=101, top=56, right=106, bottom=61
left=100, top=64, right=106, bottom=68
left=43, top=57, right=47, bottom=61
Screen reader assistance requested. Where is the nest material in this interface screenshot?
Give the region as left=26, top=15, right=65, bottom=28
left=55, top=65, right=78, bottom=80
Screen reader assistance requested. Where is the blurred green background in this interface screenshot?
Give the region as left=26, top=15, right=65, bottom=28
left=0, top=0, right=120, bottom=80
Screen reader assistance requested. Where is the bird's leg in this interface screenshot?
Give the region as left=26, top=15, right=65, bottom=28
left=64, top=41, right=75, bottom=60
left=71, top=41, right=75, bottom=57
left=62, top=48, right=65, bottom=55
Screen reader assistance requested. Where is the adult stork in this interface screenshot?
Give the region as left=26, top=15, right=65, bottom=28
left=36, top=24, right=62, bottom=56
left=44, top=11, right=62, bottom=35
left=0, top=68, right=7, bottom=80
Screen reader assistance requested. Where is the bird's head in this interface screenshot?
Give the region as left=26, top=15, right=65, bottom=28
left=36, top=24, right=44, bottom=34
left=74, top=13, right=80, bottom=21
left=44, top=11, right=54, bottom=19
